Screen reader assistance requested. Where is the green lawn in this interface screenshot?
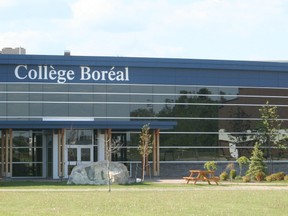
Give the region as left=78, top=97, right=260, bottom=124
left=1, top=181, right=288, bottom=216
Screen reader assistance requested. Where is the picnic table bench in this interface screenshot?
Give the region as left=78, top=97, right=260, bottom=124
left=183, top=170, right=220, bottom=185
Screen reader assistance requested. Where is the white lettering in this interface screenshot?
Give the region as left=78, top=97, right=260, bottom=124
left=101, top=70, right=109, bottom=80
left=125, top=67, right=129, bottom=81
left=108, top=70, right=116, bottom=81
left=116, top=71, right=124, bottom=81
left=14, top=65, right=129, bottom=83
left=43, top=65, right=48, bottom=80
left=92, top=70, right=100, bottom=80
left=28, top=69, right=38, bottom=79
left=14, top=65, right=28, bottom=79
left=80, top=66, right=91, bottom=80
left=66, top=70, right=75, bottom=81
left=49, top=66, right=57, bottom=80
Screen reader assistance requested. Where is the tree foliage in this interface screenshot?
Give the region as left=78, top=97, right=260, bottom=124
left=246, top=142, right=266, bottom=179
left=256, top=101, right=284, bottom=149
left=236, top=156, right=249, bottom=176
left=138, top=124, right=152, bottom=180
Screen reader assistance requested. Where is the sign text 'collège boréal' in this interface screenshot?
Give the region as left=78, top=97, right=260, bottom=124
left=14, top=65, right=130, bottom=84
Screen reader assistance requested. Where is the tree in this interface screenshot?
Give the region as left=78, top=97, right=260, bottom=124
left=105, top=136, right=122, bottom=192
left=138, top=124, right=152, bottom=181
left=236, top=156, right=249, bottom=176
left=246, top=142, right=266, bottom=180
left=256, top=101, right=287, bottom=173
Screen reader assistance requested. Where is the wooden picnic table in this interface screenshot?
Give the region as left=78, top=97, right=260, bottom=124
left=183, top=170, right=220, bottom=185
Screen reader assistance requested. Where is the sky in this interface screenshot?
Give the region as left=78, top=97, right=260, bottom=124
left=1, top=0, right=288, bottom=61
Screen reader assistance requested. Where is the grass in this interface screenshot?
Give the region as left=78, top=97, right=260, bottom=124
left=1, top=181, right=288, bottom=216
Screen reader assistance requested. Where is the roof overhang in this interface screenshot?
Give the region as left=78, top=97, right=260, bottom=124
left=0, top=120, right=177, bottom=130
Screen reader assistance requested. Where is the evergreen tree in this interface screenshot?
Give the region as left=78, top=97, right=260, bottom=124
left=246, top=142, right=266, bottom=179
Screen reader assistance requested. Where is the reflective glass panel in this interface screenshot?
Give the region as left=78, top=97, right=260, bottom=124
left=81, top=148, right=91, bottom=161
left=66, top=129, right=93, bottom=145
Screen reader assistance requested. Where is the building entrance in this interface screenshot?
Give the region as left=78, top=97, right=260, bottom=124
left=65, top=129, right=94, bottom=177
left=66, top=145, right=94, bottom=176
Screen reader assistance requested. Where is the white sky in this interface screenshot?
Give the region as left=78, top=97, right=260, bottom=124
left=1, top=0, right=288, bottom=61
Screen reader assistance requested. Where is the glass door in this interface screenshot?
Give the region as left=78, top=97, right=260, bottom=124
left=65, top=129, right=94, bottom=176
left=67, top=145, right=93, bottom=175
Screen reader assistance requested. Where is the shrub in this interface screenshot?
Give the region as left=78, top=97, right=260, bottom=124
left=229, top=169, right=237, bottom=180
left=242, top=175, right=250, bottom=183
left=284, top=175, right=288, bottom=181
left=266, top=175, right=272, bottom=182
left=235, top=176, right=242, bottom=181
left=220, top=171, right=229, bottom=181
left=204, top=161, right=217, bottom=171
left=255, top=171, right=266, bottom=182
left=274, top=172, right=286, bottom=181
left=266, top=172, right=286, bottom=182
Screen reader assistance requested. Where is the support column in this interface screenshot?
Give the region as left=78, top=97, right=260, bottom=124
left=9, top=129, right=13, bottom=177
left=153, top=129, right=160, bottom=176
left=5, top=129, right=9, bottom=177
left=58, top=129, right=65, bottom=178
left=1, top=130, right=5, bottom=177
left=1, top=129, right=13, bottom=178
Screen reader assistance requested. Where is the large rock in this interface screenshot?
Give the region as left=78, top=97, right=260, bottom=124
left=67, top=161, right=129, bottom=185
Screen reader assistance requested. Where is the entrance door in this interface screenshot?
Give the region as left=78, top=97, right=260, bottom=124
left=65, top=129, right=94, bottom=177
left=66, top=145, right=93, bottom=175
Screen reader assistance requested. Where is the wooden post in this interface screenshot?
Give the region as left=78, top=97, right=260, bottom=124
left=156, top=129, right=160, bottom=176
left=1, top=130, right=5, bottom=177
left=153, top=130, right=156, bottom=176
left=153, top=129, right=160, bottom=176
left=9, top=129, right=13, bottom=177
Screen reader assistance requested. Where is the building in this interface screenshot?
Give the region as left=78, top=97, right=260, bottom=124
left=0, top=47, right=26, bottom=55
left=1, top=54, right=288, bottom=179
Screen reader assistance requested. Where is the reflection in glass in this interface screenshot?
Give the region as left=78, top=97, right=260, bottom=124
left=81, top=148, right=91, bottom=161
left=66, top=129, right=93, bottom=145
left=68, top=148, right=77, bottom=161
left=12, top=163, right=42, bottom=177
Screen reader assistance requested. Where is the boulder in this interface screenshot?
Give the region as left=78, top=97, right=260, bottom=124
left=67, top=161, right=129, bottom=185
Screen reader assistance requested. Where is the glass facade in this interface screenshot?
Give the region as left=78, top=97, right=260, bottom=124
left=1, top=83, right=288, bottom=166
left=2, top=130, right=54, bottom=177
left=1, top=56, right=288, bottom=178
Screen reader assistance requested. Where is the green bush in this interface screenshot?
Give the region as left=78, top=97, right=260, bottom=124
left=275, top=172, right=286, bottom=180
left=255, top=171, right=266, bottom=182
left=229, top=169, right=237, bottom=180
left=242, top=175, right=250, bottom=183
left=235, top=176, right=242, bottom=181
left=220, top=171, right=229, bottom=181
left=266, top=175, right=272, bottom=182
left=284, top=175, right=288, bottom=181
left=266, top=172, right=286, bottom=182
left=204, top=161, right=217, bottom=171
